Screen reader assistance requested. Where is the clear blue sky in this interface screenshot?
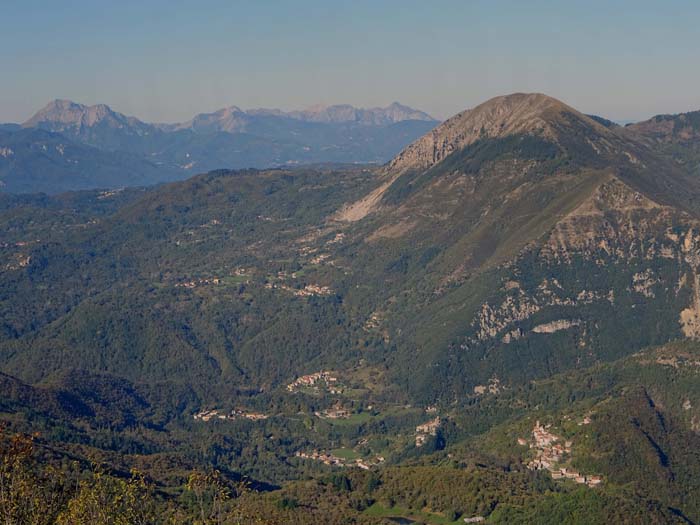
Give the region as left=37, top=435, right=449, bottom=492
left=2, top=0, right=698, bottom=123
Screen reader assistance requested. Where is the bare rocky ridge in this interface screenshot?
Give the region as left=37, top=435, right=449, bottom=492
left=162, top=102, right=436, bottom=133
left=163, top=106, right=248, bottom=133
left=22, top=99, right=152, bottom=135
left=286, top=102, right=435, bottom=126
left=387, top=93, right=615, bottom=173
left=337, top=93, right=621, bottom=222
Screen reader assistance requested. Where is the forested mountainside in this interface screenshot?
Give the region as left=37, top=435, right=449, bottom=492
left=0, top=128, right=174, bottom=194
left=626, top=109, right=700, bottom=182
left=3, top=93, right=700, bottom=523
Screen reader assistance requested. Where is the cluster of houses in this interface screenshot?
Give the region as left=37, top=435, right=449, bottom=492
left=176, top=277, right=222, bottom=289
left=174, top=268, right=252, bottom=289
left=363, top=312, right=383, bottom=331
left=295, top=284, right=334, bottom=296
left=261, top=263, right=335, bottom=297
left=193, top=408, right=268, bottom=422
left=2, top=241, right=35, bottom=271
left=473, top=376, right=501, bottom=395
left=526, top=421, right=572, bottom=470
left=2, top=240, right=37, bottom=249
left=310, top=253, right=331, bottom=265
left=265, top=281, right=334, bottom=297
left=5, top=253, right=31, bottom=271
left=652, top=355, right=700, bottom=368
left=326, top=232, right=345, bottom=245
left=231, top=267, right=250, bottom=280
left=415, top=416, right=441, bottom=447
left=286, top=370, right=341, bottom=393
left=97, top=188, right=122, bottom=199
left=524, top=421, right=602, bottom=488
left=551, top=468, right=602, bottom=486
left=295, top=450, right=384, bottom=470
left=315, top=403, right=351, bottom=420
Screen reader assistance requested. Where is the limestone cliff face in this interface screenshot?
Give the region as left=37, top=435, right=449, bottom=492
left=680, top=273, right=700, bottom=339
left=23, top=100, right=150, bottom=135
left=540, top=177, right=672, bottom=263
left=470, top=176, right=700, bottom=347
left=387, top=93, right=614, bottom=173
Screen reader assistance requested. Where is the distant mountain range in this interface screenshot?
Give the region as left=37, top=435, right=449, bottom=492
left=0, top=100, right=438, bottom=193
left=158, top=101, right=435, bottom=132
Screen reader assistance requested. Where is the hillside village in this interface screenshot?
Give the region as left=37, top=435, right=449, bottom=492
left=524, top=420, right=602, bottom=488
left=193, top=408, right=269, bottom=422
left=314, top=402, right=352, bottom=420
left=295, top=450, right=385, bottom=470
left=265, top=281, right=334, bottom=297
left=286, top=370, right=342, bottom=394
left=415, top=416, right=441, bottom=447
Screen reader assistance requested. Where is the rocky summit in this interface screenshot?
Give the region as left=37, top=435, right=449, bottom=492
left=387, top=93, right=614, bottom=172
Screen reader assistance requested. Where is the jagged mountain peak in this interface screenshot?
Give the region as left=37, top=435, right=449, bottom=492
left=42, top=99, right=86, bottom=111
left=22, top=99, right=147, bottom=132
left=289, top=102, right=435, bottom=125
left=337, top=94, right=670, bottom=223
left=159, top=101, right=436, bottom=133
left=199, top=105, right=246, bottom=118
left=169, top=105, right=249, bottom=133
left=388, top=93, right=613, bottom=173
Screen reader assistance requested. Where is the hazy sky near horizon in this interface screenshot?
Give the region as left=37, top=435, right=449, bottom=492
left=2, top=0, right=699, bottom=123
